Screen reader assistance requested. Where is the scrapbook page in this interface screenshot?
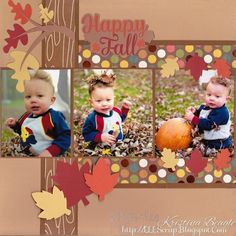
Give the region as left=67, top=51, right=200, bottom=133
left=1, top=0, right=236, bottom=235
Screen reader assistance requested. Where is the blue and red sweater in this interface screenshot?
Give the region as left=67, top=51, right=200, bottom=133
left=12, top=108, right=71, bottom=156
left=82, top=106, right=129, bottom=146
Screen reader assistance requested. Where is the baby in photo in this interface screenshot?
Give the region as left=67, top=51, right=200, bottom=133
left=185, top=76, right=232, bottom=149
left=82, top=73, right=132, bottom=149
left=5, top=70, right=71, bottom=157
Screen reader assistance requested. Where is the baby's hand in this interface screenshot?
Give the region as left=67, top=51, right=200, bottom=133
left=38, top=150, right=52, bottom=157
left=122, top=99, right=132, bottom=109
left=101, top=133, right=116, bottom=146
left=185, top=110, right=194, bottom=122
left=186, top=106, right=196, bottom=113
left=5, top=118, right=17, bottom=128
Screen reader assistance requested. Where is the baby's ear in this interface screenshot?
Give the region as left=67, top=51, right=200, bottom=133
left=51, top=96, right=56, bottom=104
left=227, top=96, right=231, bottom=102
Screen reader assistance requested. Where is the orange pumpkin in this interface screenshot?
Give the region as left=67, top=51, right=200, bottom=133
left=155, top=118, right=192, bottom=151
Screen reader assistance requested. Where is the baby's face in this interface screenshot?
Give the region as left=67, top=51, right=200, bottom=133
left=24, top=79, right=55, bottom=116
left=90, top=87, right=114, bottom=115
left=205, top=82, right=229, bottom=109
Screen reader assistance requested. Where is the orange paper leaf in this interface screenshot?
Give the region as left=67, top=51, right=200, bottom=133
left=84, top=158, right=119, bottom=201
left=212, top=59, right=231, bottom=78
left=214, top=149, right=231, bottom=171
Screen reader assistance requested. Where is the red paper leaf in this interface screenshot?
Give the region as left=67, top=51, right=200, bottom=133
left=185, top=53, right=207, bottom=80
left=212, top=59, right=231, bottom=78
left=214, top=149, right=231, bottom=170
left=3, top=24, right=28, bottom=53
left=186, top=148, right=208, bottom=176
left=8, top=0, right=32, bottom=24
left=52, top=161, right=92, bottom=207
left=84, top=158, right=119, bottom=201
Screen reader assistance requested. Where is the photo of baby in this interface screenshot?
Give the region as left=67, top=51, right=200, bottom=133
left=1, top=69, right=71, bottom=157
left=155, top=70, right=234, bottom=157
left=74, top=69, right=153, bottom=157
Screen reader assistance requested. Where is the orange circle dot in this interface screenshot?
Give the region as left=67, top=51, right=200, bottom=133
left=138, top=49, right=147, bottom=59
left=139, top=169, right=148, bottom=178
left=203, top=45, right=213, bottom=53
left=120, top=169, right=130, bottom=178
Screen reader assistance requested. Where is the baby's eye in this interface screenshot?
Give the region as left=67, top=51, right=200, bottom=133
left=38, top=95, right=44, bottom=98
left=216, top=95, right=220, bottom=98
left=25, top=95, right=31, bottom=99
left=96, top=100, right=101, bottom=102
left=107, top=99, right=111, bottom=101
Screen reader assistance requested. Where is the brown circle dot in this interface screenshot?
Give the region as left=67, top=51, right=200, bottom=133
left=232, top=50, right=236, bottom=57
left=168, top=168, right=175, bottom=173
left=215, top=180, right=222, bottom=183
left=186, top=55, right=192, bottom=62
left=178, top=180, right=185, bottom=183
left=148, top=45, right=157, bottom=52
left=121, top=159, right=129, bottom=167
left=131, top=65, right=136, bottom=68
left=149, top=164, right=157, bottom=173
left=83, top=61, right=91, bottom=68
left=186, top=175, right=195, bottom=183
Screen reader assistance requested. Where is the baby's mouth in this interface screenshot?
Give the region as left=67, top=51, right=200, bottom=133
left=31, top=106, right=40, bottom=111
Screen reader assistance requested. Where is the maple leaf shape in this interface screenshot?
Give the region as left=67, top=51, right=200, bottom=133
left=7, top=51, right=39, bottom=92
left=185, top=148, right=208, bottom=176
left=39, top=4, right=54, bottom=24
left=3, top=24, right=28, bottom=53
left=8, top=0, right=32, bottom=24
left=160, top=57, right=179, bottom=78
left=213, top=149, right=231, bottom=170
left=212, top=59, right=231, bottom=78
left=160, top=148, right=178, bottom=171
left=84, top=158, right=119, bottom=201
left=52, top=161, right=92, bottom=207
left=185, top=53, right=208, bottom=80
left=32, top=186, right=71, bottom=220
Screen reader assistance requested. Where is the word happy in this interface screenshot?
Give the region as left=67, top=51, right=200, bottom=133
left=81, top=13, right=150, bottom=56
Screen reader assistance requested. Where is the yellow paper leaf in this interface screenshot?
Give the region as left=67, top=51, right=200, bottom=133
left=39, top=4, right=54, bottom=24
left=32, top=186, right=71, bottom=220
left=161, top=148, right=178, bottom=171
left=7, top=51, right=39, bottom=92
left=102, top=148, right=111, bottom=155
left=160, top=57, right=179, bottom=78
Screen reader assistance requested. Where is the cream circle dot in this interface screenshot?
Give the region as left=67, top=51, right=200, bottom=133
left=232, top=60, right=236, bottom=68
left=185, top=45, right=194, bottom=53
left=92, top=55, right=101, bottom=64
left=157, top=49, right=166, bottom=58
left=158, top=169, right=167, bottom=178
left=205, top=174, right=213, bottom=183
left=177, top=158, right=185, bottom=167
left=101, top=60, right=110, bottom=68
left=176, top=169, right=186, bottom=178
left=213, top=49, right=222, bottom=58
left=140, top=180, right=148, bottom=184
left=223, top=174, right=232, bottom=183
left=204, top=54, right=213, bottom=63
left=214, top=170, right=222, bottom=178
left=78, top=55, right=82, bottom=64
left=82, top=49, right=91, bottom=58
left=111, top=164, right=120, bottom=172
left=120, top=60, right=129, bottom=68
left=148, top=55, right=157, bottom=64
left=148, top=174, right=157, bottom=183
left=139, top=159, right=148, bottom=168
left=138, top=61, right=147, bottom=68
left=121, top=180, right=129, bottom=184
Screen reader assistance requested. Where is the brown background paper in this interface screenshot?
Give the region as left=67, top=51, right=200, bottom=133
left=1, top=0, right=236, bottom=235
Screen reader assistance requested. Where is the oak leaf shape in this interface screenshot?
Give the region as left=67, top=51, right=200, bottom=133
left=8, top=0, right=32, bottom=24
left=39, top=4, right=54, bottom=24
left=7, top=51, right=40, bottom=92
left=32, top=186, right=71, bottom=220
left=185, top=53, right=207, bottom=80
left=84, top=158, right=119, bottom=201
left=212, top=59, right=231, bottom=78
left=161, top=148, right=178, bottom=171
left=3, top=24, right=28, bottom=53
left=213, top=149, right=231, bottom=171
left=185, top=148, right=208, bottom=176
left=160, top=57, right=179, bottom=78
left=52, top=161, right=92, bottom=207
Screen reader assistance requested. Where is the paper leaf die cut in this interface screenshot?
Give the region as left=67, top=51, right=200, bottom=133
left=84, top=158, right=119, bottom=201
left=39, top=4, right=54, bottom=24
left=7, top=51, right=39, bottom=92
left=186, top=148, right=208, bottom=176
left=214, top=149, right=231, bottom=170
left=52, top=161, right=92, bottom=207
left=161, top=148, right=178, bottom=171
left=32, top=186, right=71, bottom=220
left=160, top=57, right=179, bottom=78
